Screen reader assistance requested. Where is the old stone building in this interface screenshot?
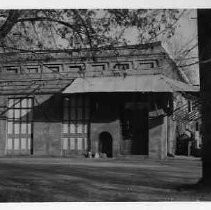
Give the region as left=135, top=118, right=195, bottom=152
left=0, top=42, right=198, bottom=159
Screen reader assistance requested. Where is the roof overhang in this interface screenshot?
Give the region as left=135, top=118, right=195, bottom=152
left=62, top=75, right=199, bottom=94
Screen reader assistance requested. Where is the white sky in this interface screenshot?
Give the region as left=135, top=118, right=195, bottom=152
left=0, top=0, right=210, bottom=9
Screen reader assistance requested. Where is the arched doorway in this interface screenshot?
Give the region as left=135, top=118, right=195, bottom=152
left=99, top=132, right=113, bottom=157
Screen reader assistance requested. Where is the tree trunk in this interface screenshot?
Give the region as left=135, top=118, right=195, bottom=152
left=198, top=9, right=211, bottom=184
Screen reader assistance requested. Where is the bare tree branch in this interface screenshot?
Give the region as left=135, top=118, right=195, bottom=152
left=72, top=10, right=94, bottom=48
left=16, top=16, right=77, bottom=30
left=178, top=60, right=199, bottom=68
left=16, top=16, right=89, bottom=48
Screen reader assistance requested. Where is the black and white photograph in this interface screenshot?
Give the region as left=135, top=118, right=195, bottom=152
left=0, top=1, right=210, bottom=204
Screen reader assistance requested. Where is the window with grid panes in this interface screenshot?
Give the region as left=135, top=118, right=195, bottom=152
left=7, top=98, right=33, bottom=154
left=62, top=95, right=90, bottom=154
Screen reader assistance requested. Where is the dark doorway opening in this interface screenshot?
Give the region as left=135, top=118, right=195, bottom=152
left=99, top=132, right=113, bottom=157
left=121, top=106, right=149, bottom=155
left=131, top=107, right=148, bottom=155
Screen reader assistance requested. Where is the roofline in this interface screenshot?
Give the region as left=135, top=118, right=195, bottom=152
left=160, top=43, right=191, bottom=84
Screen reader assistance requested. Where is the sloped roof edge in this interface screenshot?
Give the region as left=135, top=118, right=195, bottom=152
left=63, top=74, right=199, bottom=94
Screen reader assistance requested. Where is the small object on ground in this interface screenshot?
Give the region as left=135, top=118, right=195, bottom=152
left=94, top=152, right=100, bottom=158
left=88, top=151, right=92, bottom=158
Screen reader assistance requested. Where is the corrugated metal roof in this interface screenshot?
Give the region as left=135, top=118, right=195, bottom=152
left=62, top=75, right=199, bottom=94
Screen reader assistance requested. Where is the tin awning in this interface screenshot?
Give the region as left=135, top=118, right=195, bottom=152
left=63, top=75, right=199, bottom=93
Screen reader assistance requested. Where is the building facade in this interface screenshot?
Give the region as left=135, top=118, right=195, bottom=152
left=0, top=42, right=198, bottom=159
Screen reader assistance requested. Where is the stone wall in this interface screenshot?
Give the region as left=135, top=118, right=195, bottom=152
left=90, top=120, right=122, bottom=157
left=33, top=94, right=62, bottom=156
left=148, top=115, right=167, bottom=159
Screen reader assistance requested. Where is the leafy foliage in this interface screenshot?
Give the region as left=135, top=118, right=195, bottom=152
left=0, top=9, right=182, bottom=51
